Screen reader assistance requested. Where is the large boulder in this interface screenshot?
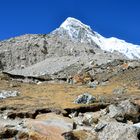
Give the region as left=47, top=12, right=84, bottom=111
left=128, top=61, right=140, bottom=69
left=83, top=111, right=101, bottom=125
left=107, top=100, right=139, bottom=122
left=74, top=93, right=96, bottom=104
left=25, top=113, right=75, bottom=140
left=0, top=112, right=75, bottom=140
left=119, top=100, right=139, bottom=116
left=97, top=120, right=140, bottom=140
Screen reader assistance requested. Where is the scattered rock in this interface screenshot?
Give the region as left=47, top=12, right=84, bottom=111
left=9, top=82, right=21, bottom=88
left=72, top=110, right=102, bottom=128
left=88, top=81, right=98, bottom=89
left=0, top=90, right=20, bottom=99
left=100, top=81, right=109, bottom=86
left=112, top=87, right=126, bottom=95
left=74, top=93, right=96, bottom=104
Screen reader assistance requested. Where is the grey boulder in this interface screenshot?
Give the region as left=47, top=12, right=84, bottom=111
left=97, top=120, right=140, bottom=140
left=107, top=100, right=139, bottom=123
left=74, top=93, right=96, bottom=104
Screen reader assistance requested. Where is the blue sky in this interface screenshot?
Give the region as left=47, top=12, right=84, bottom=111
left=0, top=0, right=140, bottom=44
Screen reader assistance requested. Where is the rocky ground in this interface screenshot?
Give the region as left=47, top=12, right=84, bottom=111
left=0, top=68, right=140, bottom=140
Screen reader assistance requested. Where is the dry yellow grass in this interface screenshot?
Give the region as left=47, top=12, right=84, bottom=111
left=0, top=75, right=139, bottom=112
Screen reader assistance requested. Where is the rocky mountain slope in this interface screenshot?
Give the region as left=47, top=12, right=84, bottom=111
left=1, top=17, right=140, bottom=80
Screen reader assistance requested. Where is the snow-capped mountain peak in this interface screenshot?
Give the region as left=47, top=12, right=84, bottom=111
left=60, top=17, right=92, bottom=32
left=59, top=17, right=140, bottom=59
left=59, top=17, right=99, bottom=41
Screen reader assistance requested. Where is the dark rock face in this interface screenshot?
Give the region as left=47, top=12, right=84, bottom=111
left=0, top=128, right=18, bottom=139
left=0, top=61, right=4, bottom=70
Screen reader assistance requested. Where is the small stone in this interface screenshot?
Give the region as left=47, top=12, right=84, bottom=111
left=95, top=122, right=107, bottom=132
left=69, top=111, right=78, bottom=118
left=112, top=87, right=126, bottom=95
left=62, top=131, right=78, bottom=140
left=88, top=81, right=98, bottom=89
left=100, top=81, right=109, bottom=86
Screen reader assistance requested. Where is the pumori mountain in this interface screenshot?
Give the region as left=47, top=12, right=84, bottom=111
left=57, top=17, right=140, bottom=59
left=0, top=17, right=140, bottom=79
